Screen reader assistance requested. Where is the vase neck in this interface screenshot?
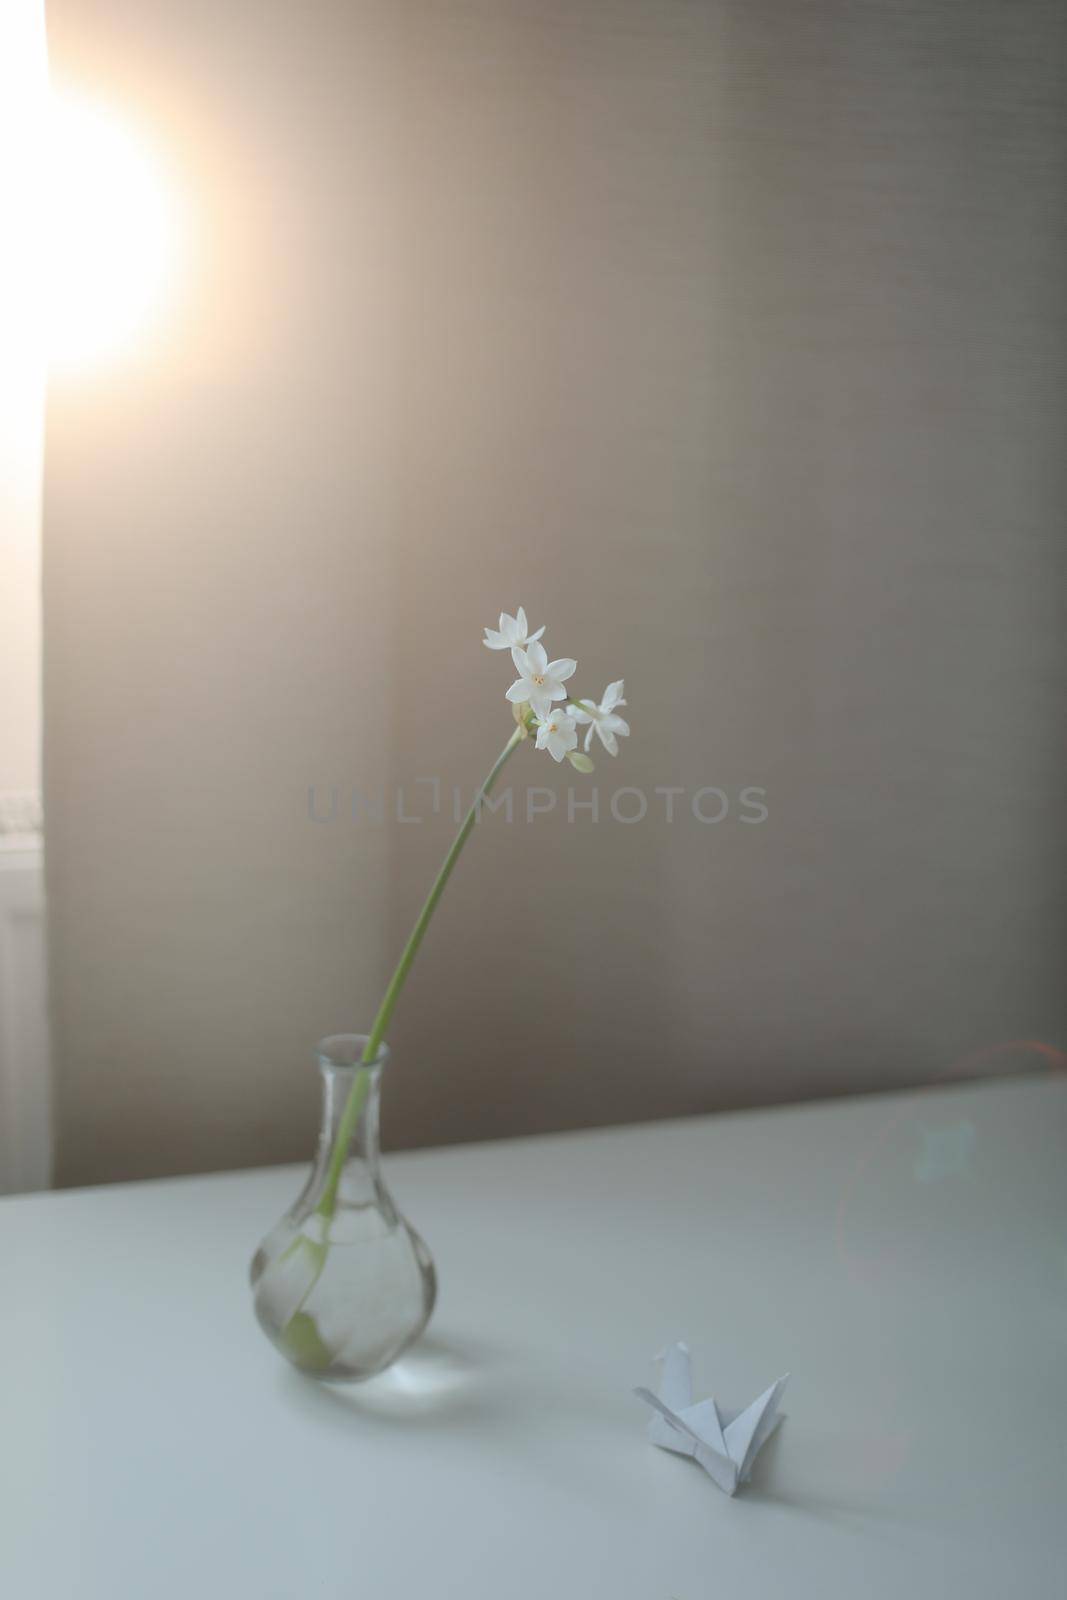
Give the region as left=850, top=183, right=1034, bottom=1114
left=313, top=1034, right=390, bottom=1210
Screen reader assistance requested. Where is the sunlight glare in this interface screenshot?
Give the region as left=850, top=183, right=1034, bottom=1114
left=46, top=92, right=184, bottom=372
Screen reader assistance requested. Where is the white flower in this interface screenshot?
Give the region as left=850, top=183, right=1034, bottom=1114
left=568, top=680, right=630, bottom=756
left=535, top=708, right=578, bottom=763
left=506, top=641, right=577, bottom=720
left=482, top=606, right=545, bottom=653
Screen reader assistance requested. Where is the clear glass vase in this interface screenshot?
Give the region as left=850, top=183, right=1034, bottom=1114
left=250, top=1034, right=436, bottom=1380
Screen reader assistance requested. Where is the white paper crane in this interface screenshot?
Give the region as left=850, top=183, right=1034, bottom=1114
left=634, top=1342, right=788, bottom=1496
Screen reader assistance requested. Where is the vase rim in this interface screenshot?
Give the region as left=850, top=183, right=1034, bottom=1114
left=316, top=1033, right=390, bottom=1072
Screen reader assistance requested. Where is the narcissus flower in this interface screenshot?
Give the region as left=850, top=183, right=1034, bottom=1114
left=534, top=708, right=579, bottom=763
left=482, top=606, right=545, bottom=653
left=569, top=680, right=630, bottom=756
left=255, top=607, right=634, bottom=1373
left=506, top=641, right=577, bottom=720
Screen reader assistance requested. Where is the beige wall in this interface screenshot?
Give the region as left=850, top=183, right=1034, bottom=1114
left=44, top=0, right=1066, bottom=1186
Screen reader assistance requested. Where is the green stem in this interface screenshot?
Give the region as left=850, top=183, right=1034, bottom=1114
left=363, top=724, right=524, bottom=1062
left=314, top=1069, right=372, bottom=1221
left=316, top=724, right=525, bottom=1219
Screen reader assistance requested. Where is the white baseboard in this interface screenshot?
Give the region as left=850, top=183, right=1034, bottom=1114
left=0, top=847, right=52, bottom=1192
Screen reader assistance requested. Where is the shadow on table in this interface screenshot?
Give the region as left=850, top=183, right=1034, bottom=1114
left=740, top=1427, right=914, bottom=1529
left=277, top=1331, right=510, bottom=1432
left=278, top=1331, right=674, bottom=1512
left=280, top=1341, right=919, bottom=1532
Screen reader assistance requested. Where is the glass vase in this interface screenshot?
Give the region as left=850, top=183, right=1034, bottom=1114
left=250, top=1034, right=436, bottom=1380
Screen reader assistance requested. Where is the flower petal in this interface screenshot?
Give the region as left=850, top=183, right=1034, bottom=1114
left=511, top=646, right=533, bottom=676
left=547, top=658, right=576, bottom=682
left=528, top=688, right=553, bottom=719
left=605, top=715, right=629, bottom=738
left=527, top=624, right=546, bottom=643
left=602, top=679, right=625, bottom=711
left=567, top=702, right=593, bottom=724
left=515, top=606, right=528, bottom=637
left=525, top=640, right=548, bottom=675
left=483, top=628, right=507, bottom=649
left=505, top=680, right=530, bottom=703
left=596, top=724, right=619, bottom=756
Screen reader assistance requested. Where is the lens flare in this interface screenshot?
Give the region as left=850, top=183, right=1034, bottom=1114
left=45, top=92, right=184, bottom=372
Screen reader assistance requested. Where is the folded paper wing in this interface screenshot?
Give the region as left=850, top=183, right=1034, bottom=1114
left=634, top=1343, right=788, bottom=1497
left=655, top=1340, right=692, bottom=1413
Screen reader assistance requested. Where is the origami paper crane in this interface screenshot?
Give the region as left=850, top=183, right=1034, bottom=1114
left=634, top=1342, right=788, bottom=1496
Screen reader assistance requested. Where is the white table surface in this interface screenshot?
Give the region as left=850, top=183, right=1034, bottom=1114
left=2, top=1071, right=1064, bottom=1598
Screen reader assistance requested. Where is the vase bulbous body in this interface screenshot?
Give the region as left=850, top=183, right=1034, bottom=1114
left=250, top=1035, right=436, bottom=1380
